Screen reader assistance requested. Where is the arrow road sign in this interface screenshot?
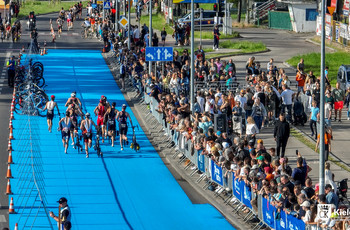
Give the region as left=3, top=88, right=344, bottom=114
left=145, top=47, right=173, bottom=62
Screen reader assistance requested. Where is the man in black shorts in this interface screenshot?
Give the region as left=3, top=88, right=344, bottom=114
left=43, top=95, right=60, bottom=132
left=80, top=113, right=98, bottom=158
left=116, top=104, right=133, bottom=150
left=104, top=102, right=118, bottom=147
left=58, top=112, right=72, bottom=154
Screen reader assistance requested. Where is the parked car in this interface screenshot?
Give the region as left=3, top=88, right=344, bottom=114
left=177, top=10, right=223, bottom=27
left=337, top=65, right=350, bottom=90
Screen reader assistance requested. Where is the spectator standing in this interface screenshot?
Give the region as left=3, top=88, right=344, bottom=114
left=232, top=101, right=243, bottom=136
left=274, top=113, right=290, bottom=158
left=49, top=197, right=71, bottom=229
left=332, top=82, right=345, bottom=122
left=6, top=56, right=16, bottom=87
left=213, top=25, right=220, bottom=50
left=291, top=152, right=308, bottom=186
left=315, top=126, right=332, bottom=161
left=345, top=87, right=350, bottom=120
left=161, top=27, right=167, bottom=46
left=325, top=184, right=339, bottom=209
left=309, top=101, right=319, bottom=138
left=295, top=71, right=306, bottom=97
left=152, top=32, right=159, bottom=47
left=297, top=58, right=304, bottom=72
left=280, top=85, right=294, bottom=123
left=246, top=116, right=259, bottom=146
left=324, top=162, right=338, bottom=194
left=251, top=98, right=267, bottom=130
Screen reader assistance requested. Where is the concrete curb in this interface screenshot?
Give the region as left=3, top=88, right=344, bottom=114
left=208, top=48, right=271, bottom=60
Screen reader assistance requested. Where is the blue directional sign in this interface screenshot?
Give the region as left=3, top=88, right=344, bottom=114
left=103, top=1, right=110, bottom=9
left=91, top=3, right=97, bottom=8
left=145, top=47, right=173, bottom=62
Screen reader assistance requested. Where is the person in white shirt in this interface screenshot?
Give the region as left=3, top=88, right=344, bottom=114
left=196, top=91, right=205, bottom=113
left=205, top=96, right=215, bottom=115
left=280, top=85, right=294, bottom=122
left=301, top=200, right=311, bottom=223
left=235, top=89, right=247, bottom=111
left=133, top=25, right=140, bottom=43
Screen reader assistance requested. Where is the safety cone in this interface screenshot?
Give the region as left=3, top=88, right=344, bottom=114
left=9, top=120, right=13, bottom=129
left=9, top=128, right=14, bottom=140
left=9, top=197, right=15, bottom=214
left=40, top=49, right=43, bottom=56
left=14, top=223, right=18, bottom=230
left=6, top=164, right=13, bottom=178
left=7, top=140, right=12, bottom=151
left=6, top=179, right=13, bottom=195
left=8, top=150, right=13, bottom=164
left=10, top=111, right=14, bottom=120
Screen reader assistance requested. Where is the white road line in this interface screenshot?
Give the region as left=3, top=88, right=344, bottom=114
left=0, top=214, right=6, bottom=222
left=0, top=79, right=6, bottom=82
left=0, top=84, right=6, bottom=87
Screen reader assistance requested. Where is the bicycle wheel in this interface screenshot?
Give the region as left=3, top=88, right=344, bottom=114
left=34, top=76, right=45, bottom=88
left=81, top=30, right=85, bottom=38
left=33, top=95, right=46, bottom=117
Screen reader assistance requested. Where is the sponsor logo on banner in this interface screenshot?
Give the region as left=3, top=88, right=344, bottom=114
left=234, top=179, right=240, bottom=195
left=211, top=161, right=223, bottom=185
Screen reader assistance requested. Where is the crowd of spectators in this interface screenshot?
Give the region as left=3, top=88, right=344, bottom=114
left=94, top=4, right=350, bottom=229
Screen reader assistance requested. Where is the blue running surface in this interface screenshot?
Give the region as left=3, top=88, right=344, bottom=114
left=10, top=50, right=235, bottom=230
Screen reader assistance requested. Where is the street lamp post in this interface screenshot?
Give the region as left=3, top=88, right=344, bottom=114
left=319, top=0, right=326, bottom=195
left=149, top=0, right=152, bottom=75
left=190, top=0, right=194, bottom=114
left=128, top=0, right=131, bottom=49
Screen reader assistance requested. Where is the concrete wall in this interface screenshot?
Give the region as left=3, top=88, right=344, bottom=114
left=288, top=3, right=317, bottom=32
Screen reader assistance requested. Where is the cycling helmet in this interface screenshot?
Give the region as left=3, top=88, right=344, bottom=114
left=85, top=112, right=90, bottom=118
left=122, top=104, right=127, bottom=109
left=71, top=93, right=76, bottom=97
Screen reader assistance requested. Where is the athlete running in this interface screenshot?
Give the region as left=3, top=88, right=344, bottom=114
left=94, top=96, right=109, bottom=143
left=58, top=111, right=72, bottom=154
left=57, top=17, right=63, bottom=37
left=80, top=113, right=98, bottom=158
left=66, top=103, right=83, bottom=146
left=104, top=102, right=118, bottom=147
left=43, top=95, right=60, bottom=132
left=65, top=92, right=82, bottom=108
left=116, top=104, right=133, bottom=150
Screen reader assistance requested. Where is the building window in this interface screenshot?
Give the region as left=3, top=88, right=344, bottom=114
left=306, top=9, right=318, bottom=21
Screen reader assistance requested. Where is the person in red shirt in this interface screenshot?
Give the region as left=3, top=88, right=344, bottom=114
left=296, top=71, right=306, bottom=97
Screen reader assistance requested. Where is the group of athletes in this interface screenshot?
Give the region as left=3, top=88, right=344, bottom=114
left=42, top=93, right=133, bottom=158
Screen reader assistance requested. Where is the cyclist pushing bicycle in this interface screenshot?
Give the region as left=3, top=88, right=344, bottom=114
left=116, top=104, right=133, bottom=151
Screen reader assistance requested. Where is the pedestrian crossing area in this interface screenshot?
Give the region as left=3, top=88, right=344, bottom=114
left=21, top=32, right=80, bottom=37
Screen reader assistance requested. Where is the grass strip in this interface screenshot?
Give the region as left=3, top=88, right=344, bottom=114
left=13, top=0, right=88, bottom=21
left=286, top=52, right=350, bottom=86
left=290, top=128, right=350, bottom=172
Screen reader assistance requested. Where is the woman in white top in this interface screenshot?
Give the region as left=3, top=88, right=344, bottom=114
left=304, top=77, right=314, bottom=112
left=325, top=162, right=338, bottom=194
left=246, top=116, right=259, bottom=146
left=169, top=73, right=179, bottom=96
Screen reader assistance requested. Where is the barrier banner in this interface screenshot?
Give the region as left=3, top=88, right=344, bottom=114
left=276, top=210, right=287, bottom=230
left=197, top=150, right=205, bottom=173
left=211, top=160, right=223, bottom=186
left=242, top=182, right=252, bottom=209
left=262, top=197, right=276, bottom=228
left=233, top=177, right=242, bottom=201
left=286, top=214, right=305, bottom=230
